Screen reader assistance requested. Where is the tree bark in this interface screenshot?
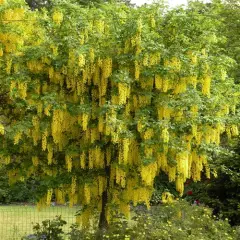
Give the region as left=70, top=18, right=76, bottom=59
left=98, top=165, right=110, bottom=229
left=98, top=189, right=109, bottom=229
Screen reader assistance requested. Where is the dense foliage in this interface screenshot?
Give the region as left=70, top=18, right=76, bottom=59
left=0, top=165, right=38, bottom=203
left=220, top=0, right=240, bottom=83
left=184, top=139, right=240, bottom=226
left=0, top=0, right=239, bottom=228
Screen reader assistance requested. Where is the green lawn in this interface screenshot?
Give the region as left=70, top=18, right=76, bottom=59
left=0, top=205, right=79, bottom=240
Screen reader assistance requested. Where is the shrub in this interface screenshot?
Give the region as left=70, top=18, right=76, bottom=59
left=22, top=216, right=67, bottom=240
left=95, top=201, right=237, bottom=240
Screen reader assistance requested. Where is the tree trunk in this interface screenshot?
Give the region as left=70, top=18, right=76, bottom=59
left=98, top=189, right=109, bottom=229
left=98, top=164, right=110, bottom=229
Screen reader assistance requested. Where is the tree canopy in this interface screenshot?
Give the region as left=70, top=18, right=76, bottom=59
left=0, top=0, right=239, bottom=228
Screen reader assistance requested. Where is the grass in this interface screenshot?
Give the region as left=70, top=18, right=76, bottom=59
left=0, top=205, right=79, bottom=240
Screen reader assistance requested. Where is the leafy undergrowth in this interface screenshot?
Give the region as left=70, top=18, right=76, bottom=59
left=23, top=200, right=239, bottom=240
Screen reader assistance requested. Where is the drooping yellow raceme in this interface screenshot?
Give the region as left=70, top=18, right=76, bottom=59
left=52, top=11, right=63, bottom=25
left=65, top=155, right=72, bottom=172
left=202, top=75, right=211, bottom=97
left=0, top=124, right=4, bottom=135
left=118, top=83, right=130, bottom=105
left=84, top=184, right=91, bottom=204
left=14, top=131, right=22, bottom=145
left=42, top=130, right=48, bottom=151
left=162, top=127, right=169, bottom=143
left=231, top=125, right=239, bottom=136
left=46, top=189, right=53, bottom=206
left=141, top=162, right=158, bottom=186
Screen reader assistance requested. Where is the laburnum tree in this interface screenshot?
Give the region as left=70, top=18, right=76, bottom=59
left=0, top=0, right=239, bottom=228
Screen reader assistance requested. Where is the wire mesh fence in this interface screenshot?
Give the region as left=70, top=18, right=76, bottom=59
left=0, top=204, right=78, bottom=240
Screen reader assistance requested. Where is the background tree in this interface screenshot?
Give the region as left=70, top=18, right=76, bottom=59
left=25, top=0, right=52, bottom=9
left=25, top=0, right=133, bottom=10
left=221, top=0, right=240, bottom=82
left=181, top=0, right=240, bottom=226
left=184, top=140, right=240, bottom=225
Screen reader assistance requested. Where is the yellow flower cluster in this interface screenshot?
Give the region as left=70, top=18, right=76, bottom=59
left=155, top=75, right=163, bottom=90
left=46, top=189, right=53, bottom=206
left=202, top=75, right=211, bottom=97
left=84, top=184, right=91, bottom=204
left=0, top=32, right=23, bottom=54
left=190, top=151, right=204, bottom=181
left=14, top=132, right=22, bottom=145
left=65, top=155, right=72, bottom=172
left=78, top=54, right=85, bottom=68
left=135, top=60, right=140, bottom=80
left=116, top=167, right=126, bottom=188
left=122, top=138, right=130, bottom=164
left=95, top=20, right=105, bottom=33
left=118, top=83, right=130, bottom=105
left=176, top=151, right=189, bottom=180
left=191, top=105, right=198, bottom=117
left=3, top=8, right=25, bottom=21
left=173, top=78, right=187, bottom=94
left=120, top=202, right=130, bottom=218
left=55, top=188, right=65, bottom=204
left=80, top=151, right=86, bottom=169
left=6, top=57, right=12, bottom=74
left=82, top=113, right=89, bottom=131
left=141, top=162, right=158, bottom=186
left=18, top=82, right=27, bottom=99
left=102, top=57, right=112, bottom=79
left=158, top=106, right=172, bottom=120
left=37, top=195, right=47, bottom=211
left=164, top=57, right=181, bottom=72
left=79, top=208, right=91, bottom=227
left=42, top=130, right=48, bottom=151
left=52, top=11, right=63, bottom=25
left=162, top=192, right=174, bottom=204
left=44, top=105, right=52, bottom=116
left=27, top=61, right=44, bottom=73
left=89, top=146, right=104, bottom=169
left=52, top=110, right=64, bottom=145
left=231, top=125, right=239, bottom=136
left=0, top=124, right=4, bottom=135
left=131, top=187, right=152, bottom=209
left=187, top=51, right=198, bottom=64
left=162, top=127, right=169, bottom=143
left=71, top=176, right=77, bottom=195
left=168, top=167, right=176, bottom=182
